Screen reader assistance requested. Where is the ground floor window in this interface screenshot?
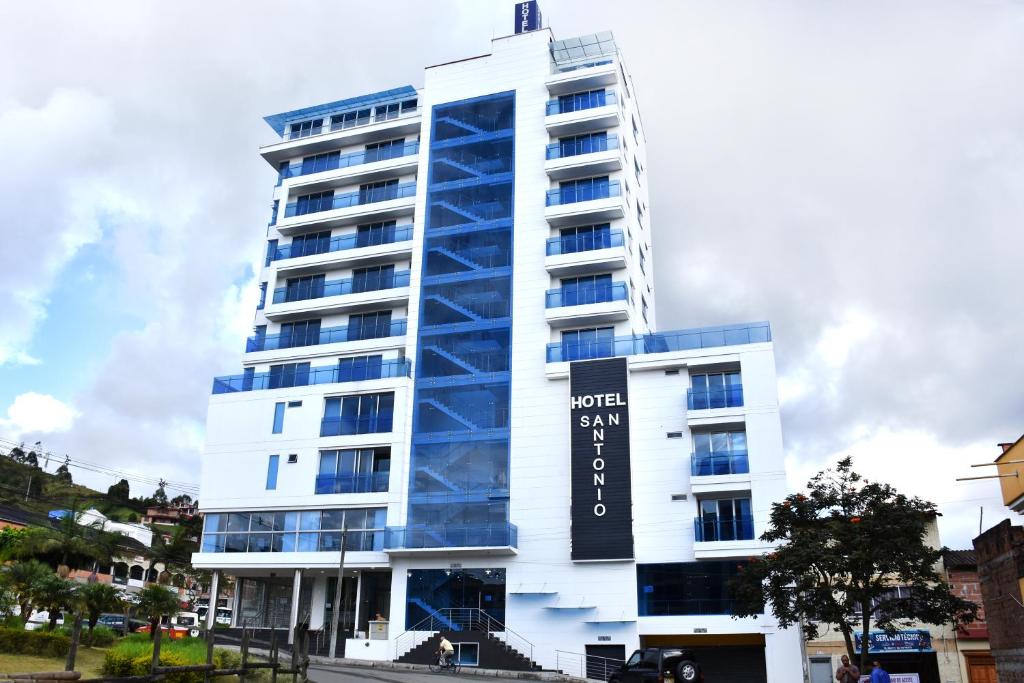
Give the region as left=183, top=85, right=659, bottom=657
left=637, top=561, right=755, bottom=616
left=405, top=568, right=505, bottom=628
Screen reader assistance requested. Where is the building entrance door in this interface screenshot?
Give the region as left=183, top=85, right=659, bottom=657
left=809, top=657, right=832, bottom=683
left=965, top=652, right=996, bottom=683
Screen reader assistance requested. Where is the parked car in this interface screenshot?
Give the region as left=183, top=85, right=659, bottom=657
left=136, top=612, right=201, bottom=639
left=96, top=613, right=147, bottom=635
left=609, top=647, right=702, bottom=683
left=24, top=610, right=63, bottom=631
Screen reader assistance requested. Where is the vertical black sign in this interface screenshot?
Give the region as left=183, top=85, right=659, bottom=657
left=514, top=1, right=541, bottom=34
left=569, top=357, right=634, bottom=561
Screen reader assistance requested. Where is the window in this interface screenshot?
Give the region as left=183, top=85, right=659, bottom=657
left=692, top=431, right=748, bottom=475
left=558, top=224, right=611, bottom=254
left=287, top=453, right=298, bottom=463
left=268, top=363, right=311, bottom=389
left=639, top=247, right=646, bottom=274
left=337, top=355, right=384, bottom=382
left=689, top=371, right=743, bottom=409
left=352, top=265, right=395, bottom=293
left=348, top=311, right=393, bottom=341
left=321, top=392, right=395, bottom=436
left=200, top=507, right=387, bottom=553
left=301, top=151, right=341, bottom=175
left=374, top=102, right=401, bottom=122
left=289, top=118, right=323, bottom=140
left=557, top=89, right=606, bottom=114
left=637, top=561, right=753, bottom=616
left=279, top=320, right=321, bottom=349
left=364, top=139, right=405, bottom=163
left=294, top=191, right=334, bottom=216
left=558, top=176, right=609, bottom=203
left=331, top=108, right=371, bottom=130
left=257, top=283, right=267, bottom=310
left=560, top=274, right=612, bottom=306
left=641, top=297, right=648, bottom=324
left=316, top=448, right=391, bottom=494
left=265, top=239, right=278, bottom=267
left=854, top=586, right=913, bottom=617
left=272, top=403, right=286, bottom=434
left=356, top=221, right=398, bottom=247
left=266, top=455, right=279, bottom=490
left=697, top=498, right=753, bottom=541
left=284, top=274, right=325, bottom=302
left=561, top=327, right=614, bottom=361
left=557, top=132, right=608, bottom=158
left=359, top=179, right=399, bottom=204
left=269, top=200, right=278, bottom=226
left=289, top=231, right=332, bottom=258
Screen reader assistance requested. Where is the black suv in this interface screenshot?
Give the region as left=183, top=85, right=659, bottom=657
left=609, top=647, right=702, bottom=683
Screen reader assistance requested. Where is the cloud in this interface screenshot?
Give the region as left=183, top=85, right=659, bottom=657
left=0, top=392, right=78, bottom=434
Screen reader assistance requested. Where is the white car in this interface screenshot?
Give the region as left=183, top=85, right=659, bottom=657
left=24, top=610, right=64, bottom=631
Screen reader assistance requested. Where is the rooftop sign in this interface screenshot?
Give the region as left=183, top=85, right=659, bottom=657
left=515, top=1, right=541, bottom=34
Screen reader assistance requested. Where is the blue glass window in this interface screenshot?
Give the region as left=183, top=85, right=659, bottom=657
left=356, top=221, right=398, bottom=248
left=561, top=327, right=614, bottom=361
left=301, top=151, right=341, bottom=175
left=359, top=179, right=399, bottom=204
left=364, top=139, right=405, bottom=163
left=558, top=176, right=610, bottom=203
left=331, top=108, right=372, bottom=130
left=697, top=498, right=753, bottom=541
left=405, top=569, right=506, bottom=629
left=294, top=191, right=334, bottom=216
left=558, top=131, right=608, bottom=157
left=560, top=274, right=612, bottom=306
left=690, top=371, right=743, bottom=409
left=272, top=402, right=286, bottom=434
left=257, top=283, right=267, bottom=310
left=242, top=367, right=255, bottom=392
left=347, top=311, right=393, bottom=341
left=289, top=118, right=323, bottom=139
left=336, top=355, right=383, bottom=382
left=289, top=231, right=332, bottom=258
left=692, top=431, right=748, bottom=476
left=352, top=265, right=395, bottom=293
left=557, top=89, right=607, bottom=114
left=559, top=224, right=611, bottom=254
left=321, top=392, right=395, bottom=436
left=269, top=200, right=278, bottom=226
left=268, top=362, right=311, bottom=389
left=279, top=320, right=321, bottom=349
left=266, top=455, right=279, bottom=490
left=316, top=448, right=390, bottom=494
left=637, top=561, right=752, bottom=616
left=265, top=239, right=278, bottom=267
left=285, top=274, right=325, bottom=302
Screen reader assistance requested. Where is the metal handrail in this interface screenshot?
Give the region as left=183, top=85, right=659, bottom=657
left=392, top=607, right=534, bottom=664
left=554, top=649, right=625, bottom=681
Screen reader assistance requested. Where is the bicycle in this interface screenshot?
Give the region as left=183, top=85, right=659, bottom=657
left=428, top=650, right=461, bottom=674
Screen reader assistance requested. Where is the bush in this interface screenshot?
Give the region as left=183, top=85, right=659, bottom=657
left=0, top=627, right=71, bottom=657
left=55, top=624, right=117, bottom=648
left=103, top=637, right=240, bottom=683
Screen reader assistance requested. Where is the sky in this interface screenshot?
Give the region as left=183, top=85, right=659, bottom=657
left=0, top=0, right=1022, bottom=546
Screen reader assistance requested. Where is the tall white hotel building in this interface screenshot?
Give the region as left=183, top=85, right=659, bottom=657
left=193, top=5, right=802, bottom=681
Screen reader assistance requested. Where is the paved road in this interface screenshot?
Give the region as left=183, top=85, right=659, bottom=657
left=309, top=663, right=497, bottom=683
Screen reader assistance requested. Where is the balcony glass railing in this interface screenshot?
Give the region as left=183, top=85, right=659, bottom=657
left=211, top=359, right=410, bottom=394
left=545, top=281, right=628, bottom=308
left=283, top=106, right=420, bottom=142
left=278, top=141, right=420, bottom=183
left=284, top=182, right=417, bottom=218
left=546, top=134, right=619, bottom=160
left=272, top=270, right=410, bottom=304
left=545, top=322, right=772, bottom=363
left=546, top=91, right=618, bottom=116
left=383, top=523, right=518, bottom=550
left=687, top=385, right=744, bottom=410
left=694, top=515, right=754, bottom=542
left=320, top=413, right=394, bottom=437
left=201, top=529, right=382, bottom=552
left=546, top=228, right=623, bottom=256
left=246, top=318, right=407, bottom=352
left=315, top=472, right=390, bottom=495
left=546, top=180, right=620, bottom=207
left=691, top=451, right=750, bottom=477
left=271, top=225, right=413, bottom=262
left=552, top=58, right=614, bottom=74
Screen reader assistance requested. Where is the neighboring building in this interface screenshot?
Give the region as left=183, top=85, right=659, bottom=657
left=994, top=435, right=1024, bottom=513
left=142, top=500, right=199, bottom=525
left=943, top=549, right=995, bottom=683
left=974, top=520, right=1024, bottom=683
left=805, top=518, right=963, bottom=683
left=192, top=8, right=801, bottom=681
left=50, top=508, right=155, bottom=547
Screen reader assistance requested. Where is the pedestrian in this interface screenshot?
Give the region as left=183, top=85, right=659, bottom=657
left=870, top=660, right=891, bottom=683
left=836, top=655, right=860, bottom=683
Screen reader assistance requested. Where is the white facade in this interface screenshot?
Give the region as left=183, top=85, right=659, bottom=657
left=194, top=19, right=801, bottom=683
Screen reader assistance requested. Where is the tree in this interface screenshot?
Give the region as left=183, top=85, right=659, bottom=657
left=169, top=494, right=193, bottom=507
left=151, top=482, right=169, bottom=508
left=55, top=461, right=73, bottom=485
left=0, top=527, right=28, bottom=561
left=32, top=574, right=78, bottom=630
left=78, top=582, right=122, bottom=637
left=107, top=479, right=131, bottom=502
left=25, top=450, right=40, bottom=468
left=7, top=444, right=26, bottom=464
left=147, top=525, right=196, bottom=585
left=137, top=584, right=181, bottom=640
left=14, top=510, right=93, bottom=576
left=730, top=457, right=978, bottom=674
left=2, top=560, right=50, bottom=624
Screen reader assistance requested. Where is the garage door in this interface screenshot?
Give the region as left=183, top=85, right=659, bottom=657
left=687, top=645, right=766, bottom=682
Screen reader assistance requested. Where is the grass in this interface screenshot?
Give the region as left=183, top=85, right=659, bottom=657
left=0, top=648, right=107, bottom=677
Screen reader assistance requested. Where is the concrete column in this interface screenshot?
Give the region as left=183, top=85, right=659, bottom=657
left=288, top=569, right=302, bottom=645
left=206, top=570, right=221, bottom=631
left=353, top=572, right=363, bottom=638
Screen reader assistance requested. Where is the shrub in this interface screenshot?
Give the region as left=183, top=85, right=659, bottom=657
left=0, top=627, right=71, bottom=657
left=56, top=624, right=117, bottom=648
left=103, top=637, right=239, bottom=683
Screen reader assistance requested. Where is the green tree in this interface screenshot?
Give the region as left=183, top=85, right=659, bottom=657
left=730, top=457, right=978, bottom=674
left=25, top=450, right=40, bottom=468
left=2, top=560, right=50, bottom=624
left=14, top=509, right=93, bottom=576
left=0, top=527, right=28, bottom=561
left=151, top=483, right=169, bottom=508
left=7, top=444, right=26, bottom=464
left=32, top=573, right=78, bottom=630
left=169, top=494, right=193, bottom=507
left=137, top=584, right=181, bottom=640
left=55, top=462, right=73, bottom=485
left=107, top=479, right=131, bottom=502
left=78, top=582, right=122, bottom=637
left=147, top=525, right=195, bottom=585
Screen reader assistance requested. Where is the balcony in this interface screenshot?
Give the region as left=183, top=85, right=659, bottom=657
left=278, top=141, right=420, bottom=189
left=544, top=180, right=624, bottom=227
left=687, top=385, right=744, bottom=411
left=545, top=281, right=630, bottom=327
left=546, top=59, right=618, bottom=95
left=246, top=318, right=407, bottom=353
left=691, top=452, right=750, bottom=477
left=276, top=182, right=417, bottom=236
left=211, top=359, right=410, bottom=394
left=271, top=226, right=414, bottom=275
left=320, top=413, right=394, bottom=437
left=272, top=271, right=410, bottom=304
left=544, top=134, right=623, bottom=180
left=314, top=472, right=390, bottom=495
left=383, top=523, right=518, bottom=557
left=545, top=322, right=773, bottom=362
left=694, top=515, right=754, bottom=543
left=265, top=272, right=410, bottom=321
left=545, top=91, right=620, bottom=137
left=260, top=106, right=422, bottom=166
left=545, top=229, right=626, bottom=276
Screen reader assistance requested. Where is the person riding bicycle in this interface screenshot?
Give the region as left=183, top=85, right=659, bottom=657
left=437, top=636, right=455, bottom=666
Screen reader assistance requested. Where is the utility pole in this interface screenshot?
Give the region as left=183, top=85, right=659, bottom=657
left=328, top=527, right=348, bottom=659
left=24, top=475, right=32, bottom=501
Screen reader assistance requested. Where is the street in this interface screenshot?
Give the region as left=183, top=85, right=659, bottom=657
left=309, top=664, right=501, bottom=683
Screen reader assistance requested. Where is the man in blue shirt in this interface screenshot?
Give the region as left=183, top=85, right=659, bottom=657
left=870, top=660, right=891, bottom=683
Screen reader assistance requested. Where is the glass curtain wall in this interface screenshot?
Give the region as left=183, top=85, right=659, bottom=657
left=407, top=92, right=516, bottom=548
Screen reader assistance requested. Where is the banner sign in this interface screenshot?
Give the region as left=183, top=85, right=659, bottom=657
left=857, top=630, right=932, bottom=652
left=569, top=357, right=634, bottom=561
left=514, top=1, right=541, bottom=34
left=860, top=675, right=919, bottom=683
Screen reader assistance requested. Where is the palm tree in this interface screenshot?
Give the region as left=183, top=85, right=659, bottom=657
left=78, top=582, right=122, bottom=637
left=2, top=560, right=50, bottom=625
left=12, top=511, right=93, bottom=576
left=137, top=584, right=181, bottom=640
left=32, top=573, right=78, bottom=630
left=147, top=526, right=195, bottom=584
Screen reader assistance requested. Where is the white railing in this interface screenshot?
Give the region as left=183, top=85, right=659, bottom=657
left=554, top=650, right=625, bottom=681
left=392, top=608, right=533, bottom=664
